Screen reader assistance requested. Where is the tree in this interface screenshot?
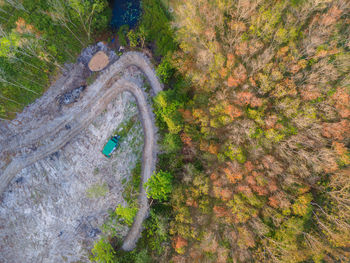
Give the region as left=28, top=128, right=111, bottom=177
left=115, top=205, right=138, bottom=226
left=66, top=0, right=110, bottom=41
left=153, top=91, right=184, bottom=134
left=145, top=170, right=173, bottom=201
left=156, top=57, right=175, bottom=84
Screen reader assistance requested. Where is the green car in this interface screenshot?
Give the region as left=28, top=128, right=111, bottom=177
left=102, top=135, right=120, bottom=158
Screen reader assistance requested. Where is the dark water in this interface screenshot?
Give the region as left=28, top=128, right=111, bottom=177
left=110, top=0, right=141, bottom=29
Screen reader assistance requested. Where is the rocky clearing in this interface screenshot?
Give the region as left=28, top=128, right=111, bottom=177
left=0, top=46, right=162, bottom=262
left=0, top=93, right=143, bottom=262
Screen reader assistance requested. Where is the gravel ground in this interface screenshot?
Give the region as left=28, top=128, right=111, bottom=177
left=0, top=92, right=143, bottom=263
left=0, top=50, right=162, bottom=262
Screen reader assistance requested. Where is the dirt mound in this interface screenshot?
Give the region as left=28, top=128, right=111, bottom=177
left=88, top=51, right=110, bottom=71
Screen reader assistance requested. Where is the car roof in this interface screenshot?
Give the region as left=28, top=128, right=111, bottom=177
left=102, top=139, right=117, bottom=155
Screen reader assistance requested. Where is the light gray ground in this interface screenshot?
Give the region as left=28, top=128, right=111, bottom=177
left=0, top=93, right=143, bottom=262
left=0, top=51, right=162, bottom=262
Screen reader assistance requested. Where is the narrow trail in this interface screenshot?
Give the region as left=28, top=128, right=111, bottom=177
left=0, top=51, right=162, bottom=251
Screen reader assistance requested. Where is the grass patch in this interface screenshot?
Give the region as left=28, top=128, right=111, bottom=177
left=114, top=114, right=138, bottom=138
left=86, top=182, right=109, bottom=198
left=123, top=161, right=142, bottom=204
left=87, top=72, right=99, bottom=86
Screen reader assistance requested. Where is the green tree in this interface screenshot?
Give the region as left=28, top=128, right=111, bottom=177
left=66, top=0, right=110, bottom=41
left=161, top=133, right=182, bottom=153
left=145, top=170, right=173, bottom=201
left=139, top=0, right=177, bottom=56
left=153, top=90, right=184, bottom=134
left=115, top=205, right=138, bottom=226
left=156, top=57, right=175, bottom=84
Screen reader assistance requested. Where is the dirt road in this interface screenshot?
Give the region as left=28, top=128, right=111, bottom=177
left=0, top=52, right=162, bottom=251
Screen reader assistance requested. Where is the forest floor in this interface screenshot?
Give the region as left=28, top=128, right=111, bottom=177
left=0, top=48, right=162, bottom=261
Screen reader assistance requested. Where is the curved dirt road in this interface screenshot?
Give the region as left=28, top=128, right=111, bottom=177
left=0, top=52, right=162, bottom=251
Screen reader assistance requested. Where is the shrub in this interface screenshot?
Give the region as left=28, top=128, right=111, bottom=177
left=90, top=238, right=116, bottom=263
left=118, top=25, right=129, bottom=46
left=144, top=210, right=169, bottom=254
left=133, top=249, right=151, bottom=263
left=127, top=29, right=139, bottom=48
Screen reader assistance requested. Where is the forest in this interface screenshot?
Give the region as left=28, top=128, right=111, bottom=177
left=0, top=0, right=110, bottom=119
left=115, top=0, right=349, bottom=262
left=1, top=0, right=349, bottom=262
left=164, top=0, right=350, bottom=261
